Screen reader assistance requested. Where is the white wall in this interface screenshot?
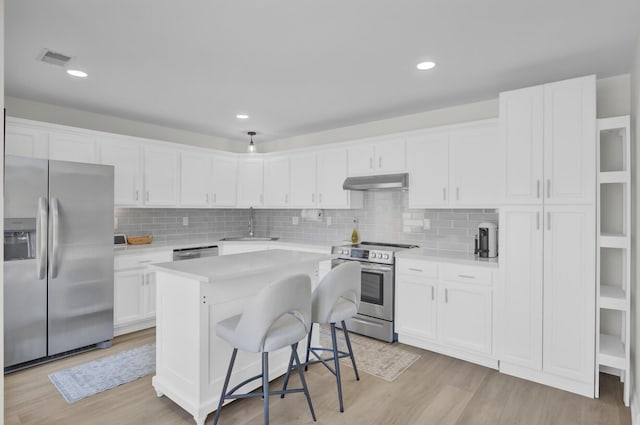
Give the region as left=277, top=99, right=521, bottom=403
left=1, top=0, right=6, bottom=419
left=4, top=96, right=244, bottom=153
left=632, top=34, right=640, bottom=424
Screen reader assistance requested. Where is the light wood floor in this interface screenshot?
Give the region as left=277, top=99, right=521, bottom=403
left=4, top=328, right=631, bottom=425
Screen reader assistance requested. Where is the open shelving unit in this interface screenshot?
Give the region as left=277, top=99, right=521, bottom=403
left=595, top=115, right=631, bottom=406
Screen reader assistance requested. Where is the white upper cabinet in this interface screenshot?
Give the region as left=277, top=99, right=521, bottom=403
left=289, top=153, right=317, bottom=208
left=212, top=156, right=237, bottom=207
left=501, top=75, right=596, bottom=205
left=500, top=86, right=544, bottom=204
left=180, top=151, right=212, bottom=208
left=5, top=123, right=49, bottom=159
left=407, top=133, right=449, bottom=208
left=347, top=138, right=406, bottom=176
left=543, top=76, right=596, bottom=205
left=99, top=137, right=143, bottom=207
left=49, top=131, right=98, bottom=164
left=407, top=121, right=501, bottom=208
left=263, top=156, right=290, bottom=207
left=317, top=148, right=349, bottom=208
left=236, top=158, right=264, bottom=207
left=143, top=146, right=179, bottom=206
left=449, top=122, right=502, bottom=206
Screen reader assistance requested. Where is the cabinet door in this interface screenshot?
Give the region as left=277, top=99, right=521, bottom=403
left=290, top=153, right=317, bottom=207
left=144, top=147, right=178, bottom=206
left=347, top=144, right=375, bottom=176
left=375, top=139, right=406, bottom=174
left=449, top=122, right=502, bottom=206
left=99, top=137, right=143, bottom=206
left=143, top=272, right=156, bottom=317
left=406, top=133, right=449, bottom=208
left=497, top=207, right=543, bottom=370
left=263, top=157, right=290, bottom=207
left=5, top=124, right=49, bottom=158
left=438, top=281, right=492, bottom=354
left=500, top=86, right=544, bottom=204
left=49, top=131, right=98, bottom=163
left=212, top=156, right=237, bottom=207
left=395, top=277, right=437, bottom=341
left=180, top=152, right=212, bottom=207
left=543, top=205, right=595, bottom=384
left=236, top=159, right=264, bottom=207
left=543, top=76, right=596, bottom=205
left=114, top=271, right=144, bottom=325
left=317, top=148, right=349, bottom=208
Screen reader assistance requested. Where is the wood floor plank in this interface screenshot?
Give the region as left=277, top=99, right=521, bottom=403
left=3, top=329, right=632, bottom=425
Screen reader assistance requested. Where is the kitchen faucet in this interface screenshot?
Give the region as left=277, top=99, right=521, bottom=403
left=248, top=207, right=254, bottom=237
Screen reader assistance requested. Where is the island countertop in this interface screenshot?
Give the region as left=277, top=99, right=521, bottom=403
left=151, top=249, right=335, bottom=283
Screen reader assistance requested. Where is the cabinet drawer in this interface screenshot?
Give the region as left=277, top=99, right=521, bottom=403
left=397, top=259, right=438, bottom=278
left=440, top=264, right=493, bottom=285
left=115, top=250, right=172, bottom=271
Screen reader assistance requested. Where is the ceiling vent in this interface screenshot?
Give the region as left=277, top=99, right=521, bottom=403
left=38, top=49, right=72, bottom=67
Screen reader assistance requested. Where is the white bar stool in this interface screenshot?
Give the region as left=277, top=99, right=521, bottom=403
left=212, top=274, right=316, bottom=425
left=282, top=262, right=361, bottom=412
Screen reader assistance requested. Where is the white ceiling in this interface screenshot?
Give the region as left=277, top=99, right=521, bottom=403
left=5, top=1, right=640, bottom=145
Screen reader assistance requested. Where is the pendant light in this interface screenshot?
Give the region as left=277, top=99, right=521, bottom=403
left=247, top=131, right=257, bottom=153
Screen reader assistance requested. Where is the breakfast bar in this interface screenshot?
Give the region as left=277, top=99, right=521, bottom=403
left=150, top=249, right=333, bottom=425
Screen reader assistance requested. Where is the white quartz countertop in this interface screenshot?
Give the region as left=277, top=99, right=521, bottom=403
left=395, top=248, right=499, bottom=268
left=114, top=238, right=337, bottom=256
left=151, top=249, right=335, bottom=283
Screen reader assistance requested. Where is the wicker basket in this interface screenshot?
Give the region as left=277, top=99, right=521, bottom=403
left=127, top=235, right=153, bottom=245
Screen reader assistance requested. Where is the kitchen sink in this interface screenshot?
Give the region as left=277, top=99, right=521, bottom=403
left=219, top=236, right=280, bottom=241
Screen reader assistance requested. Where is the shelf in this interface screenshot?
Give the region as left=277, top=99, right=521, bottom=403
left=599, top=235, right=628, bottom=248
left=600, top=285, right=627, bottom=311
left=599, top=171, right=629, bottom=184
left=599, top=333, right=626, bottom=369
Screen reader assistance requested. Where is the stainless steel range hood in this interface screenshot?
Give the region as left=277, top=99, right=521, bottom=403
left=342, top=173, right=409, bottom=191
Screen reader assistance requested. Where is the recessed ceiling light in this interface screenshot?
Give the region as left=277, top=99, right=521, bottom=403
left=416, top=61, right=436, bottom=71
left=67, top=69, right=88, bottom=78
left=236, top=114, right=249, bottom=119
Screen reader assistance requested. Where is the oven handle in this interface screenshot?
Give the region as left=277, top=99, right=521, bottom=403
left=333, top=259, right=393, bottom=272
left=350, top=317, right=385, bottom=328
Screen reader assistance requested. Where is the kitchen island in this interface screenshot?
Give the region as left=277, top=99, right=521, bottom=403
left=150, top=249, right=333, bottom=425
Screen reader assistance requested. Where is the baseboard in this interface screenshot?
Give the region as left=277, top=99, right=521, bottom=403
left=500, top=362, right=594, bottom=398
left=114, top=318, right=155, bottom=337
left=398, top=334, right=498, bottom=370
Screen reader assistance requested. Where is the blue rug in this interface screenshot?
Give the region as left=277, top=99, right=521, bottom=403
left=48, top=344, right=156, bottom=403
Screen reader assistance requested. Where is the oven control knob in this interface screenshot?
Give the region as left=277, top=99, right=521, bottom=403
left=382, top=254, right=390, bottom=260
left=341, top=249, right=348, bottom=255
left=370, top=252, right=377, bottom=259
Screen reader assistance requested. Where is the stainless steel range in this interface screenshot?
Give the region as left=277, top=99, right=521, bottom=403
left=331, top=241, right=418, bottom=342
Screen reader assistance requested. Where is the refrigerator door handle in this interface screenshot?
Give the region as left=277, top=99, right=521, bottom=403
left=36, top=196, right=48, bottom=280
left=51, top=197, right=60, bottom=279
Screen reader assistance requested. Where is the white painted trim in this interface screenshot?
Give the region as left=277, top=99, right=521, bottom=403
left=500, top=362, right=594, bottom=398
left=114, top=318, right=155, bottom=337
left=398, top=334, right=499, bottom=370
left=631, top=387, right=640, bottom=425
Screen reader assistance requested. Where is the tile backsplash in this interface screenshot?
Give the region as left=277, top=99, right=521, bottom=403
left=115, top=191, right=498, bottom=254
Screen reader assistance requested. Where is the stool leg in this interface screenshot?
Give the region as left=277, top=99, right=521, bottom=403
left=341, top=320, right=360, bottom=381
left=213, top=348, right=238, bottom=425
left=304, top=324, right=313, bottom=371
left=263, top=352, right=269, bottom=425
left=280, top=348, right=295, bottom=398
left=330, top=323, right=344, bottom=412
left=292, top=342, right=317, bottom=422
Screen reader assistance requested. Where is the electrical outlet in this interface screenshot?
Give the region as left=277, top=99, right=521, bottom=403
left=326, top=216, right=332, bottom=226
left=423, top=218, right=431, bottom=230
left=182, top=217, right=189, bottom=226
left=292, top=216, right=299, bottom=225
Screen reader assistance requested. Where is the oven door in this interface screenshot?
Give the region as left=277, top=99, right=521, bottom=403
left=332, top=259, right=394, bottom=321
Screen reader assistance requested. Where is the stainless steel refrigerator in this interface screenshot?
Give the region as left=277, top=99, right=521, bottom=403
left=4, top=155, right=114, bottom=369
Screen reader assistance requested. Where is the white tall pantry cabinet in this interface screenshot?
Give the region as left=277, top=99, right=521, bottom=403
left=497, top=75, right=596, bottom=397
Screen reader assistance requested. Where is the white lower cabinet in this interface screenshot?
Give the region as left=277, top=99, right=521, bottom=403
left=113, top=250, right=171, bottom=336
left=438, top=281, right=492, bottom=354
left=497, top=205, right=595, bottom=397
left=396, top=258, right=496, bottom=368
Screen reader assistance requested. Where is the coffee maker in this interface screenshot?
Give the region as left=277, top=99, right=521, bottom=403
left=475, top=222, right=498, bottom=258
